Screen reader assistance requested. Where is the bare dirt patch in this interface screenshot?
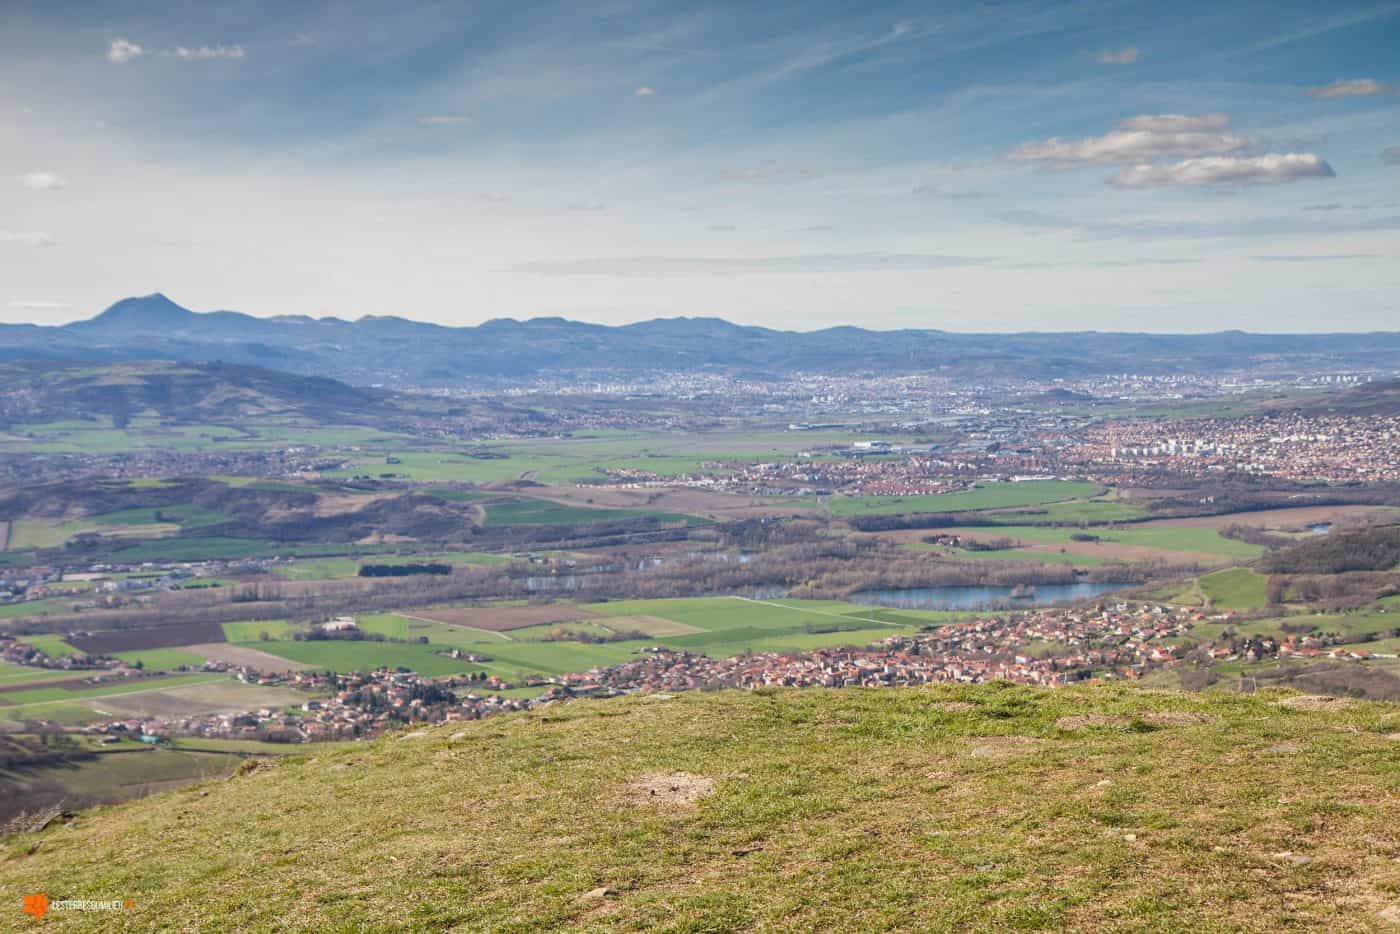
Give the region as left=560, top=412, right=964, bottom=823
left=619, top=771, right=715, bottom=808
left=94, top=681, right=303, bottom=718
left=69, top=621, right=228, bottom=653
left=189, top=643, right=314, bottom=672
left=412, top=603, right=599, bottom=632
left=1149, top=505, right=1399, bottom=531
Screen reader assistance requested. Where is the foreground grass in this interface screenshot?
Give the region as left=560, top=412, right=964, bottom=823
left=3, top=684, right=1398, bottom=931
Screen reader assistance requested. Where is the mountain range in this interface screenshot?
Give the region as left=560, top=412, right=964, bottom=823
left=4, top=293, right=1399, bottom=386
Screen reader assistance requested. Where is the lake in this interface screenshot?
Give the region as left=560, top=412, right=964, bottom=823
left=852, top=581, right=1130, bottom=611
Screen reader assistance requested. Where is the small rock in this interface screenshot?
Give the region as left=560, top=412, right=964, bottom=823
left=400, top=731, right=430, bottom=741
left=1271, top=851, right=1313, bottom=867
left=582, top=887, right=617, bottom=901
left=1122, top=833, right=1137, bottom=843
left=450, top=731, right=470, bottom=741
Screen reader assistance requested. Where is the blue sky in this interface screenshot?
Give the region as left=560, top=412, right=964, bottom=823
left=1, top=0, right=1397, bottom=331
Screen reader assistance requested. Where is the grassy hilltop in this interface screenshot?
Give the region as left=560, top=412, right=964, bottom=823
left=3, top=685, right=1399, bottom=931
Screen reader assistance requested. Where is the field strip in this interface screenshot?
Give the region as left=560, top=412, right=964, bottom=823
left=400, top=614, right=515, bottom=641
left=729, top=596, right=911, bottom=629
left=0, top=519, right=10, bottom=551
left=10, top=675, right=227, bottom=709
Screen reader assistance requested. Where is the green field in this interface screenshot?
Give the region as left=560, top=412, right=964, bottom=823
left=276, top=551, right=511, bottom=581
left=324, top=430, right=867, bottom=486
left=18, top=633, right=81, bottom=657
left=221, top=619, right=302, bottom=641
left=236, top=640, right=487, bottom=678
left=0, top=660, right=88, bottom=686
left=1198, top=568, right=1270, bottom=609
left=826, top=480, right=1102, bottom=516
left=908, top=542, right=1105, bottom=567
left=958, top=524, right=1264, bottom=559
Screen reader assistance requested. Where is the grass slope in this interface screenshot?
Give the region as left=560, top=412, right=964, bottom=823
left=4, top=685, right=1397, bottom=930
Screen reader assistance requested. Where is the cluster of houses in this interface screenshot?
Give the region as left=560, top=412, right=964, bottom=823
left=1078, top=412, right=1400, bottom=483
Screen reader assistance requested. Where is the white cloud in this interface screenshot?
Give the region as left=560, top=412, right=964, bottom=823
left=1111, top=153, right=1336, bottom=189
left=1305, top=78, right=1397, bottom=98
left=1118, top=113, right=1230, bottom=132
left=19, top=172, right=67, bottom=191
left=418, top=115, right=471, bottom=126
left=1011, top=114, right=1246, bottom=167
left=634, top=86, right=656, bottom=96
left=173, top=44, right=245, bottom=60
left=0, top=231, right=55, bottom=247
left=1097, top=47, right=1140, bottom=65
left=107, top=39, right=143, bottom=64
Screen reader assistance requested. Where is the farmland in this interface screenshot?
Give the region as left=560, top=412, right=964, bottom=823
left=171, top=597, right=970, bottom=682
left=825, top=479, right=1102, bottom=516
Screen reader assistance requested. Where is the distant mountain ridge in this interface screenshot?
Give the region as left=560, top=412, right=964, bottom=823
left=3, top=293, right=1398, bottom=386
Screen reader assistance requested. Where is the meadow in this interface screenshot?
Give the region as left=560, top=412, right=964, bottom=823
left=8, top=685, right=1396, bottom=930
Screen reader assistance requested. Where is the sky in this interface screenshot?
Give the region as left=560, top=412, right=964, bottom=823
left=1, top=0, right=1398, bottom=333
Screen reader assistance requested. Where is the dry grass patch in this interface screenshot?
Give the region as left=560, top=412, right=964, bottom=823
left=1276, top=694, right=1356, bottom=711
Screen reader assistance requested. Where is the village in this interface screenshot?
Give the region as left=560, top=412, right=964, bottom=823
left=63, top=600, right=1399, bottom=745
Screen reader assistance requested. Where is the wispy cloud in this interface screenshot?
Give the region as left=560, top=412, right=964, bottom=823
left=0, top=231, right=55, bottom=247
left=1096, top=47, right=1140, bottom=65
left=634, top=86, right=656, bottom=96
left=19, top=172, right=66, bottom=191
left=173, top=44, right=245, bottom=60
left=418, top=114, right=471, bottom=126
left=1305, top=78, right=1397, bottom=98
left=1111, top=153, right=1336, bottom=189
left=511, top=252, right=995, bottom=276
left=1253, top=253, right=1380, bottom=263
left=1011, top=114, right=1246, bottom=166
left=107, top=38, right=143, bottom=64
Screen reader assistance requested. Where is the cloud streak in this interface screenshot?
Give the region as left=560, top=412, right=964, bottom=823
left=1111, top=153, right=1335, bottom=188
left=1305, top=78, right=1397, bottom=98
left=1096, top=47, right=1139, bottom=65
left=173, top=44, right=245, bottom=60
left=19, top=172, right=67, bottom=191
left=0, top=231, right=55, bottom=247
left=511, top=253, right=996, bottom=277
left=1011, top=114, right=1246, bottom=166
